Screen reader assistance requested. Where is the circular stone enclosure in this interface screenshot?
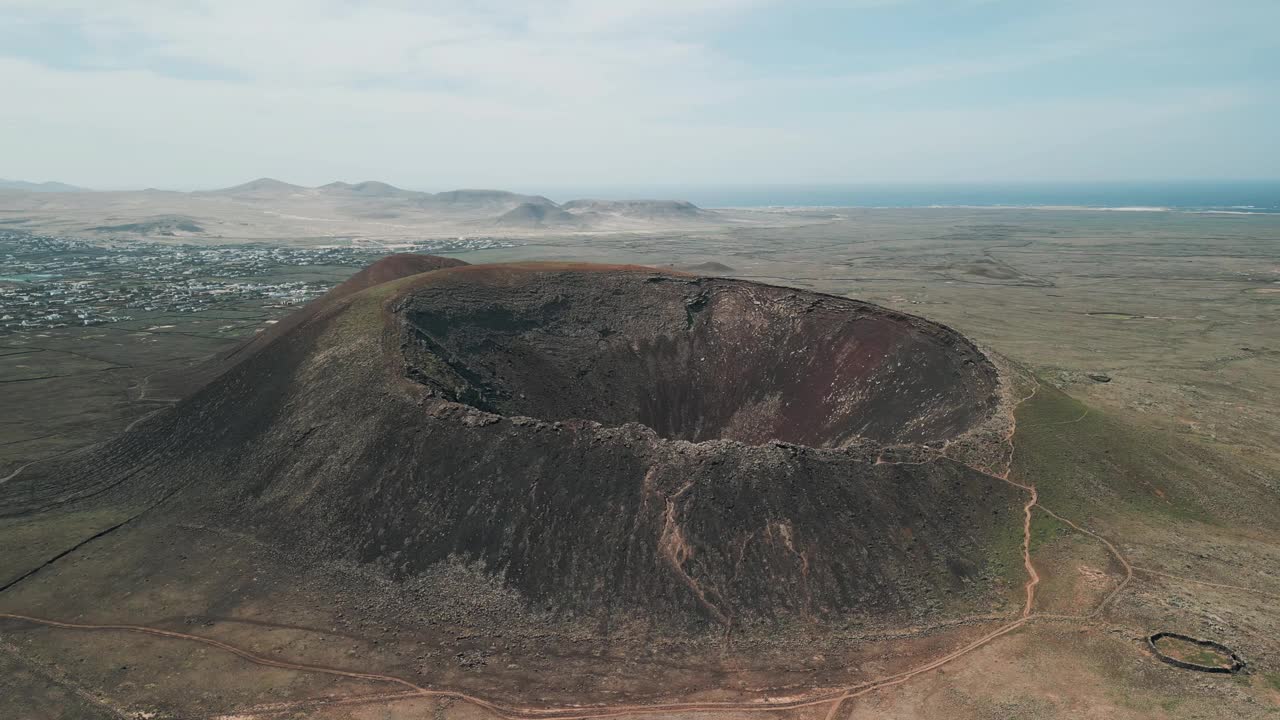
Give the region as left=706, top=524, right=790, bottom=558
left=1149, top=633, right=1246, bottom=674
left=398, top=268, right=1000, bottom=448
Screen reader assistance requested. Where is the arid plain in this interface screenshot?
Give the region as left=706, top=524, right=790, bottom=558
left=2, top=199, right=1279, bottom=719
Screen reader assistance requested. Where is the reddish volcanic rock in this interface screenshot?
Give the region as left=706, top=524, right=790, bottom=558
left=396, top=265, right=997, bottom=446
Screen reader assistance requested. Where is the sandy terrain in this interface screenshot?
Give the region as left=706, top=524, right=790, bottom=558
left=2, top=205, right=1278, bottom=718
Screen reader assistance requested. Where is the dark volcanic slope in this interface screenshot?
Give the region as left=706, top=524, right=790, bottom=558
left=10, top=260, right=1022, bottom=627
left=147, top=253, right=470, bottom=398
left=328, top=252, right=470, bottom=299
left=229, top=252, right=468, bottom=358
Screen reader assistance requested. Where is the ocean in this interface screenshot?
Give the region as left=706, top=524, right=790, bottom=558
left=532, top=180, right=1280, bottom=213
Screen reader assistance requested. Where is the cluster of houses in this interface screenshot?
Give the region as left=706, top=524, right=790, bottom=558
left=1, top=232, right=502, bottom=335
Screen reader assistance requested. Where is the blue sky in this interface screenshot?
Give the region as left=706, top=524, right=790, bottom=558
left=0, top=0, right=1276, bottom=189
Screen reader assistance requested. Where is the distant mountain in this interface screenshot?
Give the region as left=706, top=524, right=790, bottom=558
left=426, top=189, right=557, bottom=210
left=319, top=181, right=423, bottom=199
left=673, top=261, right=736, bottom=274
left=493, top=202, right=583, bottom=228
left=562, top=198, right=710, bottom=220
left=0, top=179, right=89, bottom=193
left=201, top=178, right=309, bottom=197
left=0, top=178, right=724, bottom=239
left=201, top=181, right=560, bottom=215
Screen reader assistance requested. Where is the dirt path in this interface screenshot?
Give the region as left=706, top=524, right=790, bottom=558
left=1037, top=506, right=1133, bottom=616
left=1018, top=487, right=1041, bottom=617
left=0, top=443, right=93, bottom=486
left=1131, top=567, right=1280, bottom=601
left=0, top=379, right=1055, bottom=719
left=967, top=380, right=1041, bottom=618
left=1, top=369, right=176, bottom=485
left=0, top=376, right=1255, bottom=720
left=0, top=409, right=159, bottom=485
left=200, top=690, right=426, bottom=719
left=0, top=460, right=39, bottom=485
left=0, top=610, right=1040, bottom=720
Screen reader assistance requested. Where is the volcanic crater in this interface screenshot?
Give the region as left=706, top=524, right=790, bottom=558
left=10, top=257, right=1026, bottom=630
left=397, top=266, right=1000, bottom=448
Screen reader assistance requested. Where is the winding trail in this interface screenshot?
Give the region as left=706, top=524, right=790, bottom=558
left=965, top=380, right=1041, bottom=618
left=1131, top=567, right=1280, bottom=600
left=1, top=406, right=167, bottom=486
left=0, top=610, right=1038, bottom=720
left=1037, top=506, right=1133, bottom=616
left=0, top=460, right=39, bottom=485
left=201, top=690, right=426, bottom=719
left=1017, top=487, right=1040, bottom=618
left=0, top=444, right=93, bottom=486
left=0, top=376, right=1056, bottom=719
left=0, top=369, right=176, bottom=486
left=0, top=375, right=1260, bottom=720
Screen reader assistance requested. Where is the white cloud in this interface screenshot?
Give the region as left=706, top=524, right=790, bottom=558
left=0, top=0, right=1273, bottom=186
left=0, top=0, right=766, bottom=124
left=1, top=1, right=750, bottom=84
left=0, top=54, right=1256, bottom=188
left=0, top=55, right=789, bottom=188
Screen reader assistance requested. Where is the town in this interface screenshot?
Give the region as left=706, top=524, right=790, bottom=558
left=0, top=231, right=514, bottom=334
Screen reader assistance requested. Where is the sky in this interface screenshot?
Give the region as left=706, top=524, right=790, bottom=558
left=0, top=0, right=1276, bottom=190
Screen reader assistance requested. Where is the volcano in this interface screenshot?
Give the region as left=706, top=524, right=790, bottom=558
left=399, top=265, right=997, bottom=447
left=6, top=256, right=1024, bottom=627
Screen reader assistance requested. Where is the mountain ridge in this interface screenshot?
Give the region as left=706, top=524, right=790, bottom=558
left=0, top=177, right=731, bottom=241
left=0, top=178, right=89, bottom=193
